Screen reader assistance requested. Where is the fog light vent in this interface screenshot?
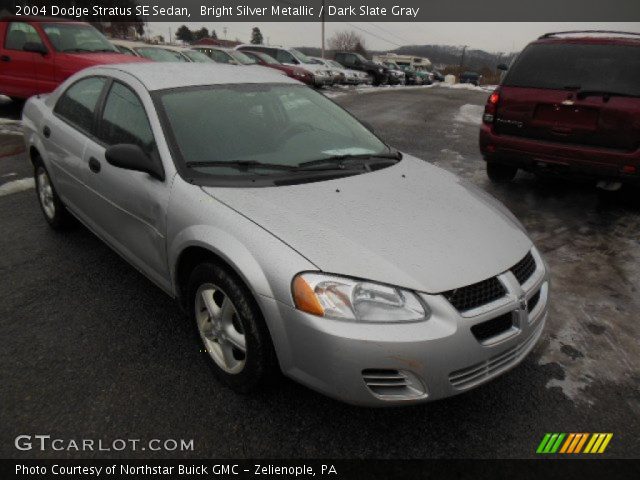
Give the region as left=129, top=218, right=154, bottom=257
left=362, top=369, right=427, bottom=401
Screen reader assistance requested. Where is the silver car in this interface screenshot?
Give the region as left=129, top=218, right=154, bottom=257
left=23, top=63, right=549, bottom=406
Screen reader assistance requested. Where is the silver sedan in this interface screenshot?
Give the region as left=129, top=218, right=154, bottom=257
left=22, top=63, right=549, bottom=406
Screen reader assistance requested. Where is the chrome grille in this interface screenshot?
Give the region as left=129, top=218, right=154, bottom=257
left=443, top=277, right=506, bottom=312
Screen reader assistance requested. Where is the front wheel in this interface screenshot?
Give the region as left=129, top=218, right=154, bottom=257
left=486, top=162, right=517, bottom=183
left=35, top=163, right=72, bottom=229
left=187, top=263, right=278, bottom=393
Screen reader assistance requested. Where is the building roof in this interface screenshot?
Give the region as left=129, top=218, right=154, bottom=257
left=84, top=62, right=298, bottom=91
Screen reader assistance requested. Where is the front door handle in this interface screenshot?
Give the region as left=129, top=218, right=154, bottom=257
left=0, top=55, right=10, bottom=62
left=43, top=126, right=51, bottom=138
left=88, top=157, right=101, bottom=173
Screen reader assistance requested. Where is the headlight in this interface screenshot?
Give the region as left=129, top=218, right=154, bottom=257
left=378, top=68, right=383, bottom=73
left=292, top=273, right=429, bottom=322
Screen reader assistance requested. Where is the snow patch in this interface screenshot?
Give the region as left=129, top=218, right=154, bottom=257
left=454, top=104, right=484, bottom=125
left=0, top=177, right=34, bottom=197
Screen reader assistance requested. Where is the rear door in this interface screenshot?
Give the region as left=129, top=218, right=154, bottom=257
left=496, top=41, right=640, bottom=152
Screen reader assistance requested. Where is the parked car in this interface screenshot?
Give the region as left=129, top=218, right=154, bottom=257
left=381, top=61, right=408, bottom=85
left=432, top=70, right=445, bottom=82
left=460, top=71, right=482, bottom=86
left=191, top=46, right=257, bottom=66
left=236, top=44, right=332, bottom=87
left=23, top=62, right=549, bottom=406
left=395, top=63, right=422, bottom=85
left=113, top=41, right=213, bottom=63
left=241, top=50, right=314, bottom=85
left=480, top=30, right=640, bottom=188
left=334, top=52, right=389, bottom=86
left=310, top=57, right=347, bottom=84
left=0, top=17, right=144, bottom=100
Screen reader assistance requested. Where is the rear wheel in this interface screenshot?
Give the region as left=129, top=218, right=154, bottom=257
left=187, top=262, right=278, bottom=393
left=34, top=162, right=72, bottom=229
left=486, top=162, right=518, bottom=183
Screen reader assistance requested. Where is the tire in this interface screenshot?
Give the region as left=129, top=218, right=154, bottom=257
left=486, top=162, right=518, bottom=183
left=34, top=161, right=72, bottom=229
left=187, top=262, right=278, bottom=393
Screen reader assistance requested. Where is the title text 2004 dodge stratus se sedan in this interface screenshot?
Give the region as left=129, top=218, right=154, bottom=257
left=23, top=63, right=549, bottom=406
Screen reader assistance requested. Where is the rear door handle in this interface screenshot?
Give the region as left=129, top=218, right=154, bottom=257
left=88, top=157, right=101, bottom=173
left=43, top=126, right=51, bottom=138
left=0, top=55, right=10, bottom=62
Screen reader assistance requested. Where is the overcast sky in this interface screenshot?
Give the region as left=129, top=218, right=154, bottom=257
left=149, top=22, right=640, bottom=52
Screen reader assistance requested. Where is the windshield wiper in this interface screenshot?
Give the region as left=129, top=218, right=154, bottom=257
left=185, top=160, right=298, bottom=171
left=297, top=151, right=402, bottom=169
left=576, top=89, right=640, bottom=100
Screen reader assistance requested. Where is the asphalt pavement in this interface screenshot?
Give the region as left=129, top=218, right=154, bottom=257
left=1, top=86, right=638, bottom=459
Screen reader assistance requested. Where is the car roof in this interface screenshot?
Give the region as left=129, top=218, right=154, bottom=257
left=85, top=62, right=299, bottom=90
left=533, top=31, right=640, bottom=46
left=1, top=16, right=86, bottom=24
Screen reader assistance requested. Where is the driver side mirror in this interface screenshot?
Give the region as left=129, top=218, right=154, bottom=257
left=23, top=42, right=48, bottom=55
left=105, top=144, right=165, bottom=181
left=497, top=63, right=508, bottom=71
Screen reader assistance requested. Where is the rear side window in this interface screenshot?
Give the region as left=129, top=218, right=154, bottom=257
left=99, top=82, right=154, bottom=151
left=503, top=43, right=640, bottom=96
left=54, top=77, right=107, bottom=134
left=5, top=22, right=44, bottom=50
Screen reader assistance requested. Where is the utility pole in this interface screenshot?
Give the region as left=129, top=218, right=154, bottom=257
left=321, top=0, right=325, bottom=58
left=460, top=45, right=468, bottom=67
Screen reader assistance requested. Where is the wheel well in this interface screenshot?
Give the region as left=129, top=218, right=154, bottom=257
left=29, top=146, right=41, bottom=166
left=175, top=246, right=246, bottom=308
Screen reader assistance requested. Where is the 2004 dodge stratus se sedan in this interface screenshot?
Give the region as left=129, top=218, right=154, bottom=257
left=23, top=63, right=549, bottom=406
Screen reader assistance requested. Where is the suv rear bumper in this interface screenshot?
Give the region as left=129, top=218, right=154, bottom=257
left=480, top=124, right=640, bottom=184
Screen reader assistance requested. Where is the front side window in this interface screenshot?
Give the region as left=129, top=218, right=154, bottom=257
left=275, top=50, right=297, bottom=64
left=5, top=22, right=44, bottom=51
left=156, top=84, right=388, bottom=181
left=54, top=77, right=107, bottom=134
left=99, top=82, right=154, bottom=151
left=42, top=23, right=117, bottom=53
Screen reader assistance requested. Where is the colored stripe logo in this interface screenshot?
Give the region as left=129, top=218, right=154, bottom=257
left=536, top=433, right=613, bottom=454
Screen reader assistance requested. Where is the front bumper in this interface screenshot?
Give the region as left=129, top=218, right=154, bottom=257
left=480, top=124, right=640, bottom=184
left=313, top=74, right=332, bottom=86
left=260, top=249, right=550, bottom=406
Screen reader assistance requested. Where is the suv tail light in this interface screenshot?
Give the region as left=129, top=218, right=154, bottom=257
left=483, top=89, right=500, bottom=124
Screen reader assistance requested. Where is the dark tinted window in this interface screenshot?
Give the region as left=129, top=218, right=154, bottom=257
left=275, top=49, right=296, bottom=64
left=504, top=43, right=640, bottom=96
left=99, top=82, right=154, bottom=150
left=54, top=77, right=106, bottom=134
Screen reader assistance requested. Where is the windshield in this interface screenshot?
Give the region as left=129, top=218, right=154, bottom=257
left=503, top=43, right=640, bottom=96
left=136, top=47, right=187, bottom=62
left=290, top=49, right=315, bottom=64
left=328, top=60, right=344, bottom=69
left=43, top=23, right=117, bottom=53
left=182, top=50, right=214, bottom=63
left=156, top=84, right=389, bottom=180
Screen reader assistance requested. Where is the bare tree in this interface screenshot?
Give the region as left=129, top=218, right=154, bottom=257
left=328, top=30, right=366, bottom=52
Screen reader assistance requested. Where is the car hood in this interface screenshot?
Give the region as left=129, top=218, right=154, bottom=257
left=202, top=155, right=532, bottom=293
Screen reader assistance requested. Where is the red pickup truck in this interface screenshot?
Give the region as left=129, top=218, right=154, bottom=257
left=0, top=17, right=145, bottom=100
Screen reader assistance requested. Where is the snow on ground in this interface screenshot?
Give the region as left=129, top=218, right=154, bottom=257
left=322, top=82, right=496, bottom=99
left=454, top=104, right=485, bottom=125
left=0, top=118, right=23, bottom=136
left=0, top=177, right=34, bottom=197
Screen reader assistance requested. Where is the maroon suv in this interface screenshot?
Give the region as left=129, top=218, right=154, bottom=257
left=480, top=31, right=640, bottom=187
